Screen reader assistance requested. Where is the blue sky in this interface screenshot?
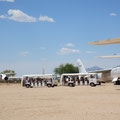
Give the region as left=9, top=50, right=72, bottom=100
left=0, top=0, right=120, bottom=76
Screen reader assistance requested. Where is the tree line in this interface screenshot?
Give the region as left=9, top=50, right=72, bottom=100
left=54, top=63, right=79, bottom=75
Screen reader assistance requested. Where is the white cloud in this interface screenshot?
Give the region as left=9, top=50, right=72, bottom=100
left=65, top=43, right=74, bottom=47
left=109, top=13, right=117, bottom=16
left=0, top=15, right=6, bottom=19
left=58, top=48, right=80, bottom=55
left=86, top=51, right=96, bottom=54
left=0, top=0, right=14, bottom=2
left=0, top=9, right=36, bottom=22
left=0, top=10, right=56, bottom=23
left=40, top=47, right=46, bottom=50
left=39, top=15, right=55, bottom=22
left=20, top=51, right=29, bottom=56
left=7, top=9, right=36, bottom=22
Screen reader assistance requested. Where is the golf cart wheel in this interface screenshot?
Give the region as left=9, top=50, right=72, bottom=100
left=72, top=84, right=75, bottom=87
left=90, top=82, right=96, bottom=87
left=69, top=83, right=72, bottom=87
left=26, top=84, right=30, bottom=88
left=69, top=83, right=75, bottom=87
left=47, top=84, right=51, bottom=87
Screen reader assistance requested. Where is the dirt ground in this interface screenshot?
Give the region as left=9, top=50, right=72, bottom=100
left=0, top=83, right=120, bottom=120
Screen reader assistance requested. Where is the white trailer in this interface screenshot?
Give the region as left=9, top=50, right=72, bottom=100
left=21, top=74, right=58, bottom=88
left=60, top=73, right=101, bottom=87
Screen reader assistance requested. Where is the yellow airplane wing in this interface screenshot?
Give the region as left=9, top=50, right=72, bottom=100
left=88, top=38, right=120, bottom=45
left=97, top=55, right=120, bottom=58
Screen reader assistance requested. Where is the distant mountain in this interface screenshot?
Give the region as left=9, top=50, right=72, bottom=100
left=86, top=66, right=103, bottom=72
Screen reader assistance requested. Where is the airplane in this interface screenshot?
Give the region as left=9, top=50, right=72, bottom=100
left=87, top=37, right=120, bottom=83
left=77, top=59, right=120, bottom=83
left=0, top=73, right=16, bottom=81
left=97, top=55, right=120, bottom=58
left=0, top=74, right=9, bottom=80
left=74, top=59, right=120, bottom=83
left=88, top=37, right=120, bottom=58
left=88, top=37, right=120, bottom=45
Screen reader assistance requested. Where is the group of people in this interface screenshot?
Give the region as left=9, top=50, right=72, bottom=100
left=63, top=76, right=89, bottom=86
left=23, top=77, right=52, bottom=87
